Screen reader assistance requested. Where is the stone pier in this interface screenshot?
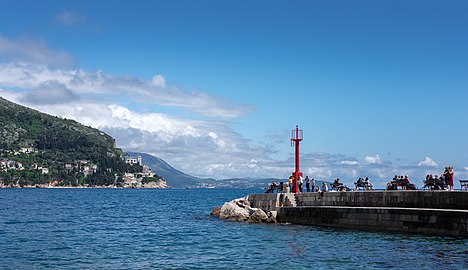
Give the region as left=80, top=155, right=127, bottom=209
left=248, top=191, right=468, bottom=237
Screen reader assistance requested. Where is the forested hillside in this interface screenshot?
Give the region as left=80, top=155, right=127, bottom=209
left=0, top=97, right=161, bottom=187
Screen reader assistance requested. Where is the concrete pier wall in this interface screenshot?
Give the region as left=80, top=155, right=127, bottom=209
left=295, top=191, right=468, bottom=210
left=248, top=193, right=282, bottom=212
left=247, top=191, right=468, bottom=237
left=277, top=206, right=468, bottom=237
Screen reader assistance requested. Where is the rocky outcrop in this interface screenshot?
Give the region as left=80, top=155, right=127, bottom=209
left=211, top=196, right=277, bottom=223
left=141, top=179, right=169, bottom=189
left=0, top=179, right=170, bottom=189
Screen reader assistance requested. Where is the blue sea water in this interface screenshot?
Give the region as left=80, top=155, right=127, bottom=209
left=0, top=188, right=466, bottom=269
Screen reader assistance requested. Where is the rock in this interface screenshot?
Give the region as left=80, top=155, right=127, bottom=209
left=248, top=209, right=269, bottom=223
left=211, top=206, right=221, bottom=217
left=212, top=195, right=278, bottom=223
left=266, top=211, right=277, bottom=223
left=141, top=179, right=169, bottom=188
left=219, top=200, right=250, bottom=221
left=213, top=196, right=278, bottom=223
left=235, top=198, right=251, bottom=209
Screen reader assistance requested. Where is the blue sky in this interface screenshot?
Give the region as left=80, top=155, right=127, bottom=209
left=0, top=0, right=467, bottom=188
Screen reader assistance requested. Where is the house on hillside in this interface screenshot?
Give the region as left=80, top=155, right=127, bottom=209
left=125, top=156, right=142, bottom=166
left=0, top=159, right=7, bottom=171
left=15, top=162, right=23, bottom=170
left=123, top=172, right=141, bottom=186
left=141, top=165, right=156, bottom=178
left=19, top=147, right=35, bottom=154
left=39, top=167, right=49, bottom=175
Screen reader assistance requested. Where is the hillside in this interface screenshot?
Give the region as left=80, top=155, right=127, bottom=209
left=0, top=97, right=163, bottom=187
left=127, top=152, right=215, bottom=188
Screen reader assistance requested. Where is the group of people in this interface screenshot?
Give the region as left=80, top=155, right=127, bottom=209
left=267, top=175, right=352, bottom=193
left=278, top=175, right=374, bottom=193
left=355, top=177, right=373, bottom=190
left=285, top=175, right=329, bottom=193
left=425, top=166, right=454, bottom=191
left=393, top=175, right=409, bottom=182
left=266, top=167, right=456, bottom=193
left=387, top=175, right=417, bottom=190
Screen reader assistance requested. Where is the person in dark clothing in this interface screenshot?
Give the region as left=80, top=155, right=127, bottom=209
left=305, top=176, right=310, bottom=192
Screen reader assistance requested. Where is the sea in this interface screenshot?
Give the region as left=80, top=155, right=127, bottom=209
left=0, top=188, right=466, bottom=270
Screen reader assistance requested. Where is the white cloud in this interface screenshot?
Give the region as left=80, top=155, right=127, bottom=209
left=21, top=80, right=79, bottom=104
left=244, top=159, right=259, bottom=169
left=0, top=62, right=253, bottom=119
left=417, top=157, right=438, bottom=168
left=364, top=155, right=381, bottom=164
left=54, top=10, right=87, bottom=26
left=151, top=74, right=166, bottom=88
left=0, top=94, right=269, bottom=179
left=0, top=36, right=74, bottom=66
left=341, top=160, right=358, bottom=165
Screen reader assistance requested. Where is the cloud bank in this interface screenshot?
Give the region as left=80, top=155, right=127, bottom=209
left=1, top=36, right=467, bottom=188
left=0, top=62, right=253, bottom=119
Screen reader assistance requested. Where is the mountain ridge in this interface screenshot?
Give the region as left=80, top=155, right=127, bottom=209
left=127, top=151, right=290, bottom=189
left=127, top=151, right=215, bottom=188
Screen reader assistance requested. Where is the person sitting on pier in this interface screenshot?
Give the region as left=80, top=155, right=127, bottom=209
left=333, top=178, right=342, bottom=186
left=438, top=174, right=445, bottom=182
left=364, top=177, right=373, bottom=190
left=402, top=175, right=409, bottom=190
left=354, top=177, right=363, bottom=190
left=331, top=178, right=343, bottom=190
left=322, top=182, right=328, bottom=192
left=265, top=181, right=278, bottom=193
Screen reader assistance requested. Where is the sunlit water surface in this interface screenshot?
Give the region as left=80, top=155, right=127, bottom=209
left=0, top=188, right=466, bottom=269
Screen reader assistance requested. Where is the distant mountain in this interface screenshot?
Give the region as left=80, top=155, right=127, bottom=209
left=127, top=152, right=279, bottom=189
left=127, top=151, right=312, bottom=190
left=127, top=152, right=215, bottom=188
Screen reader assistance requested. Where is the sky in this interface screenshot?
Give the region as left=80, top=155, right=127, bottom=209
left=0, top=0, right=467, bottom=188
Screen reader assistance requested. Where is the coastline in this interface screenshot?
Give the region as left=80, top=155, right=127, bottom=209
left=0, top=182, right=170, bottom=189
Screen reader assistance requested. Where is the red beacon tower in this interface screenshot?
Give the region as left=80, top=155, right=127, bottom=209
left=291, top=125, right=303, bottom=193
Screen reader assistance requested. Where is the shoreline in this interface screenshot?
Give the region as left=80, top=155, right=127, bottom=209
left=0, top=184, right=170, bottom=189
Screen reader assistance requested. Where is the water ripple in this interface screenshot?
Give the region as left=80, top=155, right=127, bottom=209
left=0, top=188, right=466, bottom=269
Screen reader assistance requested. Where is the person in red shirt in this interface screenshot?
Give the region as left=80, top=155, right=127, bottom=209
left=448, top=166, right=454, bottom=191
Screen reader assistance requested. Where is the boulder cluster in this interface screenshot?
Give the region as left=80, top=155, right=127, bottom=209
left=211, top=196, right=277, bottom=223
